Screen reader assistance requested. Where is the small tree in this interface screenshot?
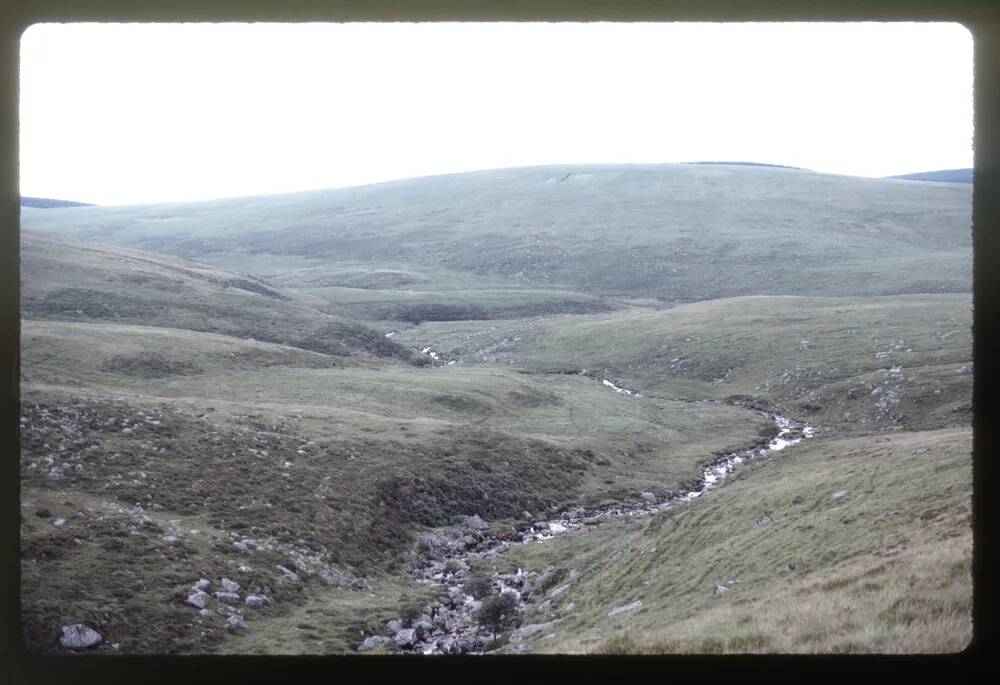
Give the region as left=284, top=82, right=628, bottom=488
left=463, top=572, right=494, bottom=600
left=475, top=593, right=519, bottom=639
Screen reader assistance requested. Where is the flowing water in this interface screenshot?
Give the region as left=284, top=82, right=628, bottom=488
left=369, top=368, right=814, bottom=654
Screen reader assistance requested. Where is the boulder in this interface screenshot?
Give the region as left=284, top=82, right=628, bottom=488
left=220, top=577, right=241, bottom=593
left=193, top=579, right=211, bottom=592
left=832, top=490, right=847, bottom=499
left=245, top=595, right=270, bottom=607
left=60, top=624, right=102, bottom=649
left=187, top=590, right=210, bottom=609
left=459, top=514, right=489, bottom=530
left=412, top=618, right=435, bottom=638
left=387, top=619, right=404, bottom=633
left=393, top=628, right=417, bottom=648
left=514, top=621, right=558, bottom=640
left=755, top=516, right=773, bottom=528
left=276, top=565, right=299, bottom=581
left=640, top=492, right=657, bottom=505
left=226, top=614, right=248, bottom=632
left=215, top=592, right=241, bottom=605
left=357, top=635, right=389, bottom=652
left=607, top=600, right=644, bottom=617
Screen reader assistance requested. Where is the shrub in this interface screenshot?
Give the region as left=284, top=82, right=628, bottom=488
left=463, top=572, right=494, bottom=600
left=475, top=593, right=519, bottom=637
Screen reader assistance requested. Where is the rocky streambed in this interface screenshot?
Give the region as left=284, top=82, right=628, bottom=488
left=361, top=376, right=814, bottom=655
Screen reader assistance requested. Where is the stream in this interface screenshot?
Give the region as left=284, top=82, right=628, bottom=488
left=362, top=356, right=814, bottom=655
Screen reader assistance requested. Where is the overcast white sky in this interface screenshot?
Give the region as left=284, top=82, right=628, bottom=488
left=19, top=22, right=973, bottom=206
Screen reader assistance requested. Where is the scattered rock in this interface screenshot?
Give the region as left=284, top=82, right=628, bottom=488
left=783, top=561, right=800, bottom=573
left=548, top=522, right=567, bottom=534
left=607, top=600, right=643, bottom=617
left=357, top=635, right=389, bottom=652
left=35, top=508, right=51, bottom=518
left=514, top=621, right=558, bottom=640
left=276, top=565, right=299, bottom=581
left=393, top=628, right=417, bottom=648
left=754, top=515, right=773, bottom=528
left=712, top=584, right=730, bottom=596
left=220, top=577, right=241, bottom=593
left=568, top=569, right=581, bottom=581
left=832, top=490, right=847, bottom=499
left=199, top=608, right=213, bottom=617
left=193, top=579, right=211, bottom=592
left=957, top=366, right=971, bottom=375
left=52, top=518, right=66, bottom=528
left=459, top=514, right=489, bottom=530
left=412, top=617, right=435, bottom=638
left=226, top=614, right=248, bottom=632
left=187, top=590, right=210, bottom=609
left=640, top=492, right=657, bottom=505
left=547, top=583, right=571, bottom=599
left=245, top=595, right=270, bottom=607
left=60, top=624, right=102, bottom=649
left=387, top=619, right=404, bottom=633
left=215, top=592, right=241, bottom=605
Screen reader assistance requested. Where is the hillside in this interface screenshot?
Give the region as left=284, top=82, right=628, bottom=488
left=18, top=164, right=973, bottom=655
left=20, top=230, right=414, bottom=362
left=21, top=196, right=95, bottom=209
left=21, top=164, right=972, bottom=321
left=886, top=169, right=973, bottom=184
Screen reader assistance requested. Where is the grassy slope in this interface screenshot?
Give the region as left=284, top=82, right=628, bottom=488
left=21, top=164, right=971, bottom=314
left=18, top=166, right=973, bottom=654
left=20, top=230, right=414, bottom=361
left=480, top=427, right=971, bottom=654
left=397, top=294, right=973, bottom=435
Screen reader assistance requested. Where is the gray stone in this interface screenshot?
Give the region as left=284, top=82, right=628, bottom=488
left=193, top=578, right=211, bottom=592
left=357, top=635, right=389, bottom=652
left=276, top=565, right=299, bottom=581
left=220, top=577, right=241, bottom=593
left=387, top=619, right=404, bottom=633
left=607, top=600, right=644, bottom=617
left=832, top=490, right=847, bottom=499
left=393, top=628, right=417, bottom=648
left=957, top=366, right=971, bottom=375
left=245, top=595, right=269, bottom=607
left=459, top=514, right=489, bottom=530
left=783, top=561, right=800, bottom=572
left=60, top=624, right=102, bottom=649
left=568, top=569, right=581, bottom=581
left=199, top=608, right=213, bottom=617
left=547, top=583, right=571, bottom=599
left=227, top=614, right=248, bottom=632
left=640, top=492, right=657, bottom=505
left=187, top=590, right=211, bottom=609
left=412, top=618, right=434, bottom=637
left=755, top=516, right=774, bottom=528
left=215, top=592, right=241, bottom=605
left=514, top=621, right=558, bottom=640
left=52, top=518, right=66, bottom=528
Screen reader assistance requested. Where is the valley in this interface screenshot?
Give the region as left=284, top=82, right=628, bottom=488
left=18, top=163, right=973, bottom=655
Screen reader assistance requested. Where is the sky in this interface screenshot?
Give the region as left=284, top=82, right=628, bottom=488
left=19, top=22, right=974, bottom=206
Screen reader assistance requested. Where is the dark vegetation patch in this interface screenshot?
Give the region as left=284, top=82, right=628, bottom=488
left=429, top=394, right=492, bottom=414
left=98, top=352, right=203, bottom=378
left=373, top=430, right=589, bottom=527
left=506, top=389, right=564, bottom=408
left=373, top=299, right=612, bottom=325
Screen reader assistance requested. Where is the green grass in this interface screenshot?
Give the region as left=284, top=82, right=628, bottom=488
left=396, top=294, right=973, bottom=435
left=480, top=427, right=972, bottom=654
left=20, top=230, right=415, bottom=361
left=22, top=164, right=971, bottom=311
left=17, top=168, right=974, bottom=655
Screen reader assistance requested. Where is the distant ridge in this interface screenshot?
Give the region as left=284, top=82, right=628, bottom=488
left=21, top=197, right=94, bottom=209
left=686, top=161, right=809, bottom=171
left=887, top=169, right=973, bottom=184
